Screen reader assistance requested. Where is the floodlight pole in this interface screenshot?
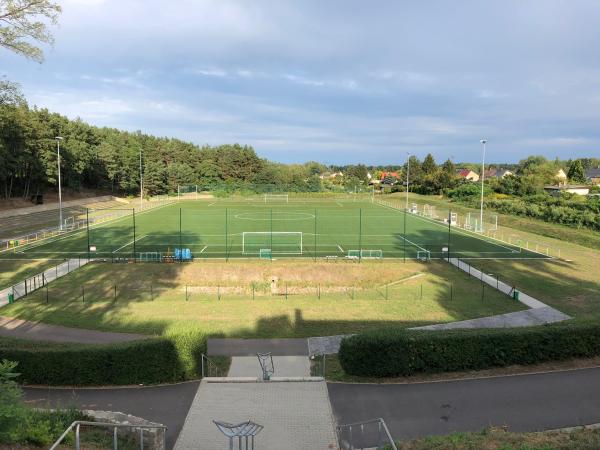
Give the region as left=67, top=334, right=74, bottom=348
left=55, top=136, right=64, bottom=230
left=405, top=152, right=410, bottom=210
left=479, top=139, right=487, bottom=233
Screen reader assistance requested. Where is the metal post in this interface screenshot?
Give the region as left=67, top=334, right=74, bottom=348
left=405, top=152, right=410, bottom=210
left=450, top=283, right=453, bottom=301
left=82, top=286, right=85, bottom=302
left=225, top=209, right=228, bottom=262
left=139, top=148, right=143, bottom=211
left=75, top=423, right=80, bottom=450
left=448, top=210, right=452, bottom=262
left=56, top=136, right=64, bottom=231
left=403, top=208, right=407, bottom=262
left=314, top=208, right=317, bottom=262
left=179, top=208, right=182, bottom=263
left=270, top=209, right=273, bottom=261
left=132, top=209, right=136, bottom=262
left=358, top=208, right=362, bottom=262
left=86, top=209, right=90, bottom=261
left=479, top=139, right=487, bottom=233
left=114, top=284, right=117, bottom=301
left=113, top=427, right=118, bottom=450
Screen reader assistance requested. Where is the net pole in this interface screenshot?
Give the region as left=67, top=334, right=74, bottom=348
left=86, top=208, right=90, bottom=262
left=448, top=209, right=452, bottom=262
left=403, top=208, right=407, bottom=263
left=358, top=208, right=362, bottom=263
left=270, top=209, right=273, bottom=261
left=314, top=208, right=317, bottom=262
left=132, top=208, right=136, bottom=262
left=179, top=208, right=182, bottom=263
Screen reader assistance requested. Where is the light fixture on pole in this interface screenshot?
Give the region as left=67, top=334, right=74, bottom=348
left=405, top=152, right=410, bottom=210
left=55, top=136, right=64, bottom=231
left=479, top=139, right=487, bottom=233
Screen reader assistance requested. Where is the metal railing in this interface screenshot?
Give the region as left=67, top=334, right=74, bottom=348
left=337, top=418, right=397, bottom=450
left=201, top=353, right=220, bottom=378
left=49, top=420, right=167, bottom=450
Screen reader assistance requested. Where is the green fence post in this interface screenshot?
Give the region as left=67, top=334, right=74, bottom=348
left=132, top=208, right=136, bottom=262
left=179, top=208, right=182, bottom=263
left=450, top=283, right=453, bottom=301
left=447, top=209, right=452, bottom=262
left=314, top=208, right=317, bottom=262
left=358, top=208, right=362, bottom=262
left=270, top=209, right=273, bottom=261
left=46, top=285, right=49, bottom=304
left=113, top=284, right=117, bottom=301
left=403, top=208, right=407, bottom=262
left=420, top=283, right=423, bottom=300
left=151, top=282, right=154, bottom=301
left=225, top=209, right=228, bottom=262
left=82, top=285, right=85, bottom=302
left=86, top=208, right=90, bottom=262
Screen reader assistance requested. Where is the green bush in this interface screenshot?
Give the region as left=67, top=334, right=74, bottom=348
left=338, top=324, right=600, bottom=377
left=0, top=338, right=186, bottom=385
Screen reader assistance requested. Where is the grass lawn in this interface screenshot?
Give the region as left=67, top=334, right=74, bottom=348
left=391, top=193, right=600, bottom=322
left=0, top=259, right=524, bottom=338
left=395, top=426, right=600, bottom=450
left=0, top=259, right=66, bottom=290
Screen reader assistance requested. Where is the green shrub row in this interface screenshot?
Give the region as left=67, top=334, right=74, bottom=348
left=0, top=338, right=187, bottom=385
left=338, top=324, right=600, bottom=377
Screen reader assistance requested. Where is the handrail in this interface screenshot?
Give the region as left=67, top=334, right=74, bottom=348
left=336, top=417, right=397, bottom=450
left=201, top=353, right=220, bottom=378
left=49, top=420, right=167, bottom=450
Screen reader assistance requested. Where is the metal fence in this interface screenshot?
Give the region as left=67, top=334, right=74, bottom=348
left=0, top=258, right=89, bottom=305
left=337, top=418, right=397, bottom=450
left=49, top=421, right=167, bottom=450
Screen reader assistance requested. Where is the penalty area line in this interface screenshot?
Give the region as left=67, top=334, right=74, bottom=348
left=112, top=235, right=147, bottom=253
left=337, top=244, right=344, bottom=252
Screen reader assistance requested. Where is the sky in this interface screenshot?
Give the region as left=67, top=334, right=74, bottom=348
left=4, top=0, right=600, bottom=164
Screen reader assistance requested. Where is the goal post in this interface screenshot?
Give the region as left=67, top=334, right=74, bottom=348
left=264, top=193, right=289, bottom=203
left=417, top=250, right=431, bottom=261
left=242, top=231, right=302, bottom=255
left=347, top=249, right=383, bottom=259
left=178, top=184, right=198, bottom=200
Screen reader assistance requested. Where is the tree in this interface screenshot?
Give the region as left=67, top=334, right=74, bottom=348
left=567, top=159, right=586, bottom=183
left=0, top=79, right=25, bottom=106
left=421, top=153, right=437, bottom=175
left=0, top=0, right=61, bottom=62
left=0, top=360, right=24, bottom=442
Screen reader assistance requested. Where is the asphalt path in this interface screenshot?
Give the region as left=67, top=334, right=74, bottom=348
left=23, top=382, right=199, bottom=450
left=328, top=366, right=600, bottom=444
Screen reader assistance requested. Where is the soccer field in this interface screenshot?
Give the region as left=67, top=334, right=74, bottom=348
left=7, top=197, right=550, bottom=260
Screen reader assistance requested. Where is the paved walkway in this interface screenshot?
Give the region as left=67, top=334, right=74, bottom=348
left=208, top=338, right=308, bottom=356
left=174, top=379, right=337, bottom=450
left=0, top=316, right=148, bottom=344
left=328, top=366, right=600, bottom=442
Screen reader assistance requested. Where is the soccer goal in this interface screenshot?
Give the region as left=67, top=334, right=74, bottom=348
left=417, top=250, right=431, bottom=261
left=139, top=252, right=161, bottom=262
left=264, top=193, right=289, bottom=203
left=348, top=249, right=383, bottom=259
left=242, top=231, right=302, bottom=255
left=63, top=216, right=75, bottom=230
left=178, top=185, right=198, bottom=200
left=423, top=204, right=436, bottom=218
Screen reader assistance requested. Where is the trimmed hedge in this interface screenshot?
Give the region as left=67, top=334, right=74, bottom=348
left=338, top=324, right=600, bottom=377
left=0, top=338, right=186, bottom=385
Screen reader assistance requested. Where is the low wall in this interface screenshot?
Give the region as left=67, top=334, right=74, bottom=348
left=0, top=196, right=121, bottom=219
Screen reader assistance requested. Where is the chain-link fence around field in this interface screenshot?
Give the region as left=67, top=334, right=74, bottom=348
left=6, top=195, right=555, bottom=261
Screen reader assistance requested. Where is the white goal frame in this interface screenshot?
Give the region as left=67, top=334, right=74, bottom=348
left=178, top=184, right=198, bottom=201
left=242, top=231, right=302, bottom=255
left=263, top=194, right=289, bottom=203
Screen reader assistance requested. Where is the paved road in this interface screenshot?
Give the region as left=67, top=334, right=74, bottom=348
left=328, top=366, right=600, bottom=443
left=0, top=315, right=148, bottom=343
left=23, top=382, right=199, bottom=449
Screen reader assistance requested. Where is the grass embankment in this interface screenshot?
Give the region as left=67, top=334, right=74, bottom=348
left=395, top=427, right=600, bottom=450
left=0, top=260, right=523, bottom=338
left=392, top=193, right=600, bottom=322
left=0, top=259, right=63, bottom=290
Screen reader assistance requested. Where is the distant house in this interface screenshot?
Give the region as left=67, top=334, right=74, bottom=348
left=380, top=171, right=400, bottom=181
left=484, top=168, right=513, bottom=179
left=544, top=185, right=590, bottom=196
left=585, top=167, right=600, bottom=185
left=319, top=171, right=344, bottom=180
left=457, top=169, right=480, bottom=182
left=555, top=169, right=568, bottom=185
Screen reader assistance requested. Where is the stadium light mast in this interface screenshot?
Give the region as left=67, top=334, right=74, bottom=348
left=55, top=136, right=64, bottom=230
left=405, top=152, right=410, bottom=210
left=479, top=139, right=487, bottom=232
left=139, top=148, right=143, bottom=211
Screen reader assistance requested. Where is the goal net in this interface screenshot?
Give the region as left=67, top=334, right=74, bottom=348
left=264, top=194, right=289, bottom=203
left=347, top=249, right=383, bottom=259
left=242, top=232, right=302, bottom=255
left=178, top=185, right=198, bottom=200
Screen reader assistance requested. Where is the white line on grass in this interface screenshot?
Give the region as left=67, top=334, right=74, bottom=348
left=337, top=244, right=344, bottom=252
left=112, top=235, right=147, bottom=253
left=200, top=245, right=208, bottom=253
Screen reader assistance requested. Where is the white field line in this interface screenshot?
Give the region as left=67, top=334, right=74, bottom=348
left=208, top=202, right=216, bottom=206
left=374, top=200, right=521, bottom=255
left=12, top=200, right=176, bottom=254
left=199, top=246, right=208, bottom=253
left=337, top=244, right=344, bottom=252
left=336, top=202, right=343, bottom=207
left=112, top=235, right=147, bottom=253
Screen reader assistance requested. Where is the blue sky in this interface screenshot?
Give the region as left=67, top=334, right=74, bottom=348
left=5, top=0, right=600, bottom=164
